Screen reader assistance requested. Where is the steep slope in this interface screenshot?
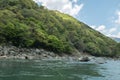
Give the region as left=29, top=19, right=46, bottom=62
left=0, top=0, right=118, bottom=57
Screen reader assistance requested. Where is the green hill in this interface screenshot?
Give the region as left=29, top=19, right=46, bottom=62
left=0, top=0, right=119, bottom=57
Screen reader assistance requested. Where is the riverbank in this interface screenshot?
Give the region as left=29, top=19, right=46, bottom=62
left=0, top=45, right=119, bottom=62
left=0, top=45, right=78, bottom=60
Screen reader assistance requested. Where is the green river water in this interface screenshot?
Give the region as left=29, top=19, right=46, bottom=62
left=0, top=59, right=119, bottom=80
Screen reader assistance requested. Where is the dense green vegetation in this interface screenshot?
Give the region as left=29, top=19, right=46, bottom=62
left=114, top=43, right=120, bottom=57
left=0, top=0, right=119, bottom=57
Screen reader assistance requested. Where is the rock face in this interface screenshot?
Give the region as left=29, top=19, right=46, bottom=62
left=0, top=45, right=111, bottom=62
left=0, top=45, right=57, bottom=59
left=78, top=56, right=90, bottom=62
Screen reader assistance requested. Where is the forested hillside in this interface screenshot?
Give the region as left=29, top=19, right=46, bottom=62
left=0, top=0, right=119, bottom=57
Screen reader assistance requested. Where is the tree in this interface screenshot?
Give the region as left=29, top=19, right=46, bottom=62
left=47, top=35, right=64, bottom=52
left=85, top=42, right=101, bottom=56
left=114, top=43, right=120, bottom=56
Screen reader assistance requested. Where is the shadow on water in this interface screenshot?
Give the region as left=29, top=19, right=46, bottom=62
left=0, top=59, right=117, bottom=80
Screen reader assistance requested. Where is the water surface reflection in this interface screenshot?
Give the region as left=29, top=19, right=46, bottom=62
left=0, top=59, right=119, bottom=80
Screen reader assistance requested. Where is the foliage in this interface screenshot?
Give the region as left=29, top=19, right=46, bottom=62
left=114, top=43, right=120, bottom=56
left=0, top=0, right=119, bottom=56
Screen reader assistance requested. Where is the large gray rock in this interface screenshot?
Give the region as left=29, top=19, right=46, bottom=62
left=95, top=58, right=106, bottom=64
left=78, top=56, right=90, bottom=62
left=35, top=49, right=41, bottom=54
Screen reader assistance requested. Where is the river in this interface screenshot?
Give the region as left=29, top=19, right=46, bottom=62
left=0, top=59, right=119, bottom=80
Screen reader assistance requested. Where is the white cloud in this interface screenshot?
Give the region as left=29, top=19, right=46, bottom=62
left=117, top=32, right=120, bottom=38
left=73, top=0, right=78, bottom=3
left=118, top=33, right=120, bottom=37
left=107, top=10, right=120, bottom=38
left=105, top=28, right=120, bottom=38
left=107, top=32, right=120, bottom=38
left=33, top=0, right=84, bottom=16
left=90, top=25, right=120, bottom=38
left=115, top=11, right=120, bottom=25
left=90, top=25, right=96, bottom=29
left=109, top=28, right=117, bottom=33
left=90, top=25, right=106, bottom=33
left=96, top=25, right=106, bottom=31
left=90, top=25, right=107, bottom=36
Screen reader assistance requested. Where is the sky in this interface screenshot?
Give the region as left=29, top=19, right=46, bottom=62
left=33, top=0, right=120, bottom=38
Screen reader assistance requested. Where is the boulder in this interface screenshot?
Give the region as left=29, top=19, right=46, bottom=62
left=95, top=58, right=106, bottom=64
left=78, top=56, right=90, bottom=62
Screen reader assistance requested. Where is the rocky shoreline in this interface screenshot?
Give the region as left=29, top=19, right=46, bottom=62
left=0, top=45, right=118, bottom=64
left=0, top=45, right=63, bottom=60
left=0, top=45, right=81, bottom=60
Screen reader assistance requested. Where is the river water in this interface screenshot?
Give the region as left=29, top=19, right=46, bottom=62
left=0, top=59, right=119, bottom=80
